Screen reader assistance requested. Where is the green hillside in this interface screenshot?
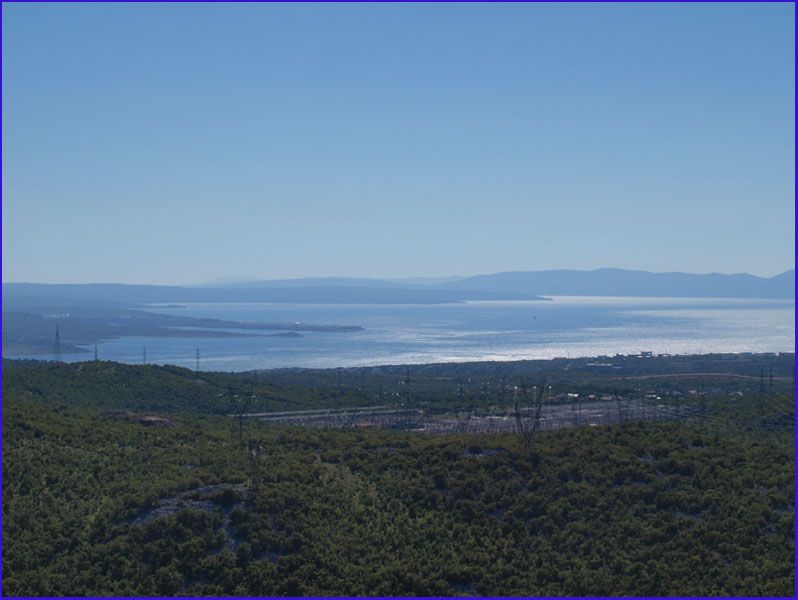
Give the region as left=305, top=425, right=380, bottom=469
left=2, top=359, right=794, bottom=596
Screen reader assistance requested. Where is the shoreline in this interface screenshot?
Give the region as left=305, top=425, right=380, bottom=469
left=5, top=349, right=793, bottom=375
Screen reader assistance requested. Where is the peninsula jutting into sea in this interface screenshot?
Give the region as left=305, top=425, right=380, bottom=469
left=3, top=268, right=793, bottom=361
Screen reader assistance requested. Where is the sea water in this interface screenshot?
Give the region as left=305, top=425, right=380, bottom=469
left=34, top=296, right=794, bottom=371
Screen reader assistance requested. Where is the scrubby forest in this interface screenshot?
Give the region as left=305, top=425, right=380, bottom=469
left=2, top=358, right=794, bottom=596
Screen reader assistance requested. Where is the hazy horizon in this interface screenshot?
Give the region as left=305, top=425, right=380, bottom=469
left=1, top=265, right=795, bottom=287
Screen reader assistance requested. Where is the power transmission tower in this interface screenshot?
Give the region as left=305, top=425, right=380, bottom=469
left=230, top=386, right=256, bottom=448
left=572, top=390, right=579, bottom=427
left=635, top=384, right=642, bottom=422
left=248, top=439, right=264, bottom=495
left=196, top=346, right=200, bottom=373
left=700, top=393, right=707, bottom=429
left=532, top=385, right=543, bottom=433
left=404, top=366, right=413, bottom=408
left=53, top=325, right=62, bottom=362
left=514, top=386, right=524, bottom=438
left=641, top=385, right=649, bottom=421
left=515, top=384, right=546, bottom=454
left=93, top=344, right=98, bottom=362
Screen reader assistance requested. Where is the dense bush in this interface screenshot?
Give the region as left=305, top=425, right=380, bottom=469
left=2, top=361, right=794, bottom=595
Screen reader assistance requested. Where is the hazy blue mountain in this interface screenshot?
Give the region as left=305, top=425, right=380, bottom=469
left=188, top=276, right=262, bottom=287
left=439, top=268, right=795, bottom=299
left=4, top=269, right=792, bottom=306
left=195, top=277, right=418, bottom=289
left=191, top=275, right=469, bottom=288
left=388, top=276, right=467, bottom=286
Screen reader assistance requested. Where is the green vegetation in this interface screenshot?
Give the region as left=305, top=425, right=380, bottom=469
left=267, top=352, right=795, bottom=413
left=1, top=359, right=372, bottom=415
left=2, top=358, right=794, bottom=596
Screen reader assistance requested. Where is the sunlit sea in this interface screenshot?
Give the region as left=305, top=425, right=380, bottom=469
left=38, top=296, right=795, bottom=371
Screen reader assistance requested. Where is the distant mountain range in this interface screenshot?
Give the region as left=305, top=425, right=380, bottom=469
left=191, top=275, right=468, bottom=288
left=440, top=268, right=795, bottom=299
left=3, top=268, right=791, bottom=356
left=3, top=268, right=794, bottom=307
left=186, top=268, right=794, bottom=299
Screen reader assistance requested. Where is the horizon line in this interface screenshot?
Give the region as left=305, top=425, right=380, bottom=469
left=2, top=266, right=795, bottom=287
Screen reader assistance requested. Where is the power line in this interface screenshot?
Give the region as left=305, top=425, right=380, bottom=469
left=248, top=438, right=264, bottom=496
left=404, top=366, right=413, bottom=408
left=52, top=325, right=62, bottom=362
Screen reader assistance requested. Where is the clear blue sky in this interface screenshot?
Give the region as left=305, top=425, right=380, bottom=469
left=2, top=2, right=794, bottom=284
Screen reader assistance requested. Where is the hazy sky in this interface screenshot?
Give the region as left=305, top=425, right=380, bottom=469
left=2, top=3, right=794, bottom=284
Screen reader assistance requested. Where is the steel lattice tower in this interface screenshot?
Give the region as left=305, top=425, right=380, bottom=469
left=53, top=325, right=62, bottom=362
